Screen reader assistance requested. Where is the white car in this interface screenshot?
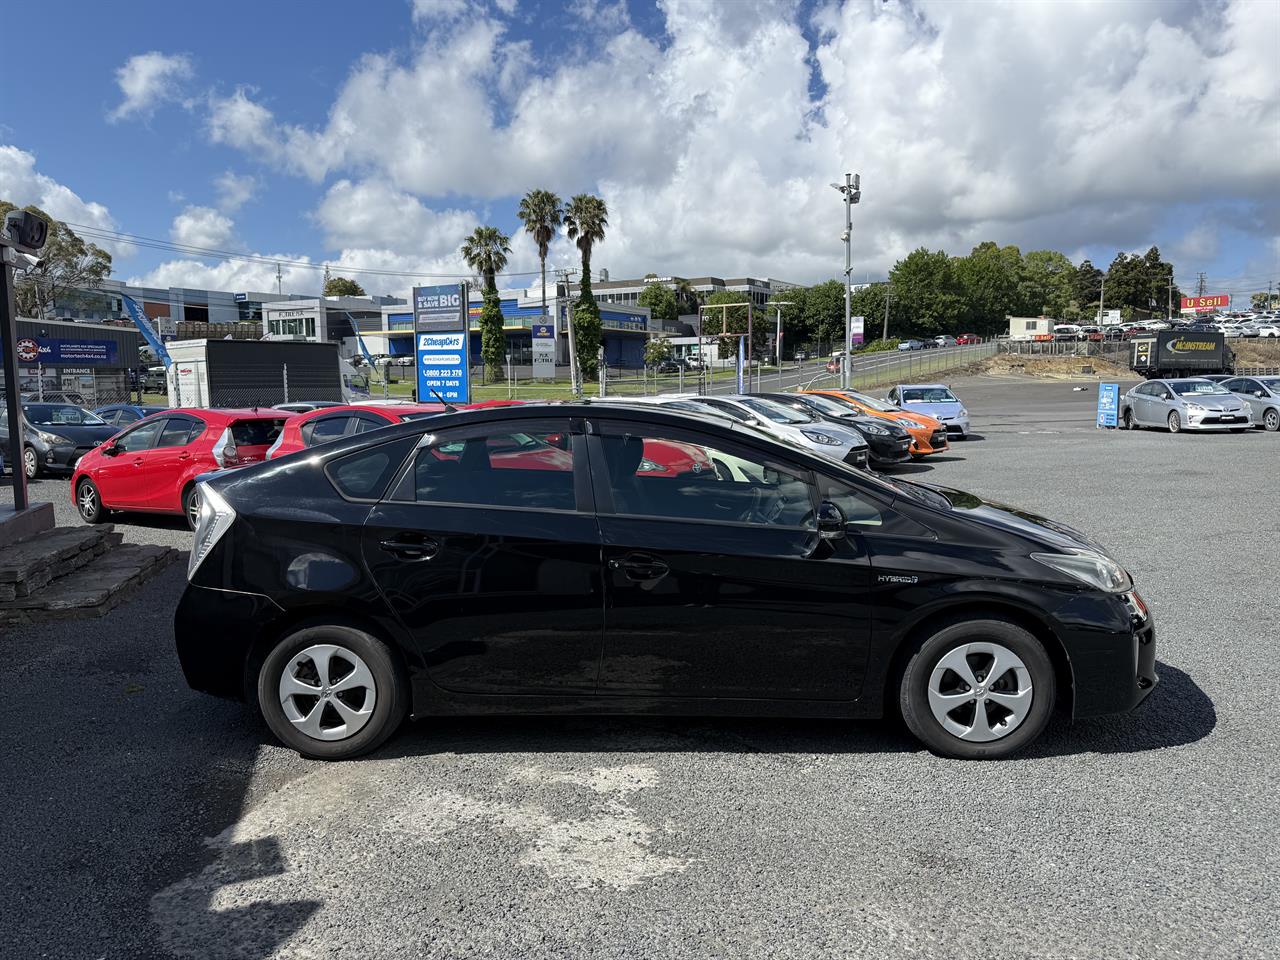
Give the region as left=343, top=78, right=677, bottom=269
left=1255, top=324, right=1280, bottom=338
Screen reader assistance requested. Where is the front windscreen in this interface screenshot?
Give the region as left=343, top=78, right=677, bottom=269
left=736, top=397, right=810, bottom=424
left=22, top=404, right=105, bottom=426
left=798, top=394, right=857, bottom=417
left=1170, top=380, right=1230, bottom=397
left=901, top=387, right=957, bottom=403
left=846, top=391, right=898, bottom=412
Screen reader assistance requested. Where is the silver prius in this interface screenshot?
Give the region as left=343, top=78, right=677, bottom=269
left=1221, top=375, right=1280, bottom=432
left=1120, top=378, right=1252, bottom=433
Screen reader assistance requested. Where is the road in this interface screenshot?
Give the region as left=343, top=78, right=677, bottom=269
left=2, top=374, right=1277, bottom=959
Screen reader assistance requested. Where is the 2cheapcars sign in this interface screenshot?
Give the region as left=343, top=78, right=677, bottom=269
left=2, top=336, right=119, bottom=365
left=413, top=283, right=470, bottom=404
left=1181, top=294, right=1229, bottom=313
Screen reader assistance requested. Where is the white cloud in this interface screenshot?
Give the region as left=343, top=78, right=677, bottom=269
left=108, top=52, right=194, bottom=122
left=200, top=0, right=1278, bottom=283
left=126, top=255, right=320, bottom=296
left=0, top=145, right=129, bottom=257
left=213, top=171, right=257, bottom=213
left=170, top=205, right=235, bottom=249
left=411, top=0, right=471, bottom=21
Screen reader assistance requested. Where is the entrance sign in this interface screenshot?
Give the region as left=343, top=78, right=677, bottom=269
left=1097, top=383, right=1119, bottom=428
left=531, top=321, right=555, bottom=379
left=414, top=283, right=470, bottom=403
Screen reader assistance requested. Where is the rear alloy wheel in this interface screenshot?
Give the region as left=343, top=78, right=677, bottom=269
left=1167, top=411, right=1182, bottom=433
left=23, top=446, right=39, bottom=480
left=1122, top=408, right=1136, bottom=430
left=258, top=625, right=408, bottom=760
left=900, top=619, right=1055, bottom=759
left=182, top=485, right=200, bottom=530
left=76, top=479, right=106, bottom=524
left=1264, top=409, right=1280, bottom=432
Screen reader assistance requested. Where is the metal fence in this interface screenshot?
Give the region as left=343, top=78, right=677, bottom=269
left=997, top=339, right=1130, bottom=362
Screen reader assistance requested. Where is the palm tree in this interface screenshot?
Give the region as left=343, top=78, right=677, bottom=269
left=516, top=189, right=562, bottom=321
left=563, top=195, right=609, bottom=377
left=674, top=277, right=698, bottom=315
left=460, top=226, right=512, bottom=382
left=563, top=194, right=608, bottom=291
left=460, top=226, right=511, bottom=294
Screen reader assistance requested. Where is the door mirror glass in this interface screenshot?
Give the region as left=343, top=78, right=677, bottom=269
left=101, top=443, right=119, bottom=457
left=817, top=500, right=846, bottom=540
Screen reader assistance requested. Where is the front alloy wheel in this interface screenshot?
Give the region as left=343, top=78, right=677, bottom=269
left=1167, top=411, right=1181, bottom=433
left=1264, top=409, right=1280, bottom=432
left=900, top=619, right=1055, bottom=759
left=23, top=447, right=38, bottom=480
left=77, top=479, right=106, bottom=524
left=1122, top=408, right=1136, bottom=430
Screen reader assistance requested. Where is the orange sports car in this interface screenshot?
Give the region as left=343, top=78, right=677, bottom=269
left=803, top=389, right=950, bottom=456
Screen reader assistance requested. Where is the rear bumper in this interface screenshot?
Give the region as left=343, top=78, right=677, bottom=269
left=175, top=583, right=283, bottom=700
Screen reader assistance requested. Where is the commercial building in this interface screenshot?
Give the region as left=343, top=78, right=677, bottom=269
left=590, top=275, right=800, bottom=310
left=46, top=280, right=315, bottom=327
left=0, top=317, right=142, bottom=405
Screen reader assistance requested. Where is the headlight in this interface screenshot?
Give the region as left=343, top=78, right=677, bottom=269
left=188, top=483, right=237, bottom=578
left=36, top=430, right=70, bottom=445
left=861, top=423, right=890, bottom=436
left=1186, top=403, right=1204, bottom=412
left=1031, top=550, right=1131, bottom=592
left=958, top=408, right=968, bottom=417
left=801, top=431, right=843, bottom=446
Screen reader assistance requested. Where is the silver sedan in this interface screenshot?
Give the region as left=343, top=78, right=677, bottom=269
left=1120, top=378, right=1253, bottom=432
left=1221, top=375, right=1280, bottom=432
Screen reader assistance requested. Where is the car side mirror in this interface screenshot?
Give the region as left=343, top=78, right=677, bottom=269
left=817, top=500, right=846, bottom=540
left=1255, top=391, right=1265, bottom=398
left=101, top=443, right=120, bottom=457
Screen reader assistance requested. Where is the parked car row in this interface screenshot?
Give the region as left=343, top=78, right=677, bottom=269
left=1119, top=376, right=1280, bottom=433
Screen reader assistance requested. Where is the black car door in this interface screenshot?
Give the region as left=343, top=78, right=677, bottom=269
left=361, top=417, right=605, bottom=696
left=587, top=418, right=875, bottom=701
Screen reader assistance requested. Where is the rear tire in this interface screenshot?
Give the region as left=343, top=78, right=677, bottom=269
left=182, top=485, right=200, bottom=530
left=900, top=619, right=1055, bottom=760
left=1122, top=408, right=1136, bottom=430
left=76, top=478, right=106, bottom=524
left=1167, top=411, right=1181, bottom=433
left=258, top=625, right=408, bottom=760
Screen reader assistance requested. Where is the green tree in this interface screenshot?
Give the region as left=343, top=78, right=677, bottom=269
left=0, top=202, right=112, bottom=318
left=1102, top=247, right=1178, bottom=318
left=644, top=336, right=672, bottom=366
left=322, top=274, right=366, bottom=297
left=673, top=278, right=700, bottom=315
left=848, top=283, right=891, bottom=342
left=1018, top=249, right=1076, bottom=320
left=1074, top=259, right=1104, bottom=314
left=1252, top=291, right=1274, bottom=310
left=767, top=287, right=810, bottom=358
left=888, top=248, right=966, bottom=336
left=516, top=188, right=562, bottom=325
left=563, top=194, right=608, bottom=378
left=802, top=279, right=847, bottom=347
left=637, top=282, right=678, bottom=326
left=460, top=225, right=512, bottom=381
left=953, top=242, right=1022, bottom=333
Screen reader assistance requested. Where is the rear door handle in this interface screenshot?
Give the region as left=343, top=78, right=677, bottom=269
left=608, top=553, right=670, bottom=582
left=379, top=535, right=440, bottom=562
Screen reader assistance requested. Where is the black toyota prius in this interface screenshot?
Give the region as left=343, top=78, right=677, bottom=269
left=175, top=403, right=1156, bottom=761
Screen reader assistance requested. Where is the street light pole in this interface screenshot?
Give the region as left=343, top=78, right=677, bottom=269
left=772, top=300, right=795, bottom=389
left=830, top=173, right=861, bottom=389
left=882, top=287, right=892, bottom=342
left=555, top=267, right=581, bottom=399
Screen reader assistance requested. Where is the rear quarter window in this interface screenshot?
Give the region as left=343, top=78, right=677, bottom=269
left=230, top=419, right=286, bottom=446
left=326, top=436, right=418, bottom=501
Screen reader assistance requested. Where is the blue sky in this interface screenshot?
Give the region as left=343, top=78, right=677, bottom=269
left=1, top=0, right=1277, bottom=303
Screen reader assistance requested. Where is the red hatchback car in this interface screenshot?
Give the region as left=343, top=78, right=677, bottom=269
left=72, top=408, right=289, bottom=527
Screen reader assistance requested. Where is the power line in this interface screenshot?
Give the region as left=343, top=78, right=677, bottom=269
left=62, top=221, right=545, bottom=281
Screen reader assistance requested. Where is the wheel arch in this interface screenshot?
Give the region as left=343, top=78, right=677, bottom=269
left=241, top=606, right=415, bottom=708
left=881, top=598, right=1075, bottom=719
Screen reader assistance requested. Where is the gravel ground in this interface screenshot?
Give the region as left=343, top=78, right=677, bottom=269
left=2, top=376, right=1278, bottom=960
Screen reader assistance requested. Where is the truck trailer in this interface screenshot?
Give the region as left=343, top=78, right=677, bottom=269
left=165, top=339, right=365, bottom=408
left=1130, top=331, right=1233, bottom=380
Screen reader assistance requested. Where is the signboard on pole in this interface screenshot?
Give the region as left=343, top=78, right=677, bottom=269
left=413, top=283, right=470, bottom=404
left=1102, top=309, right=1121, bottom=323
left=1, top=337, right=119, bottom=365
left=851, top=314, right=865, bottom=346
left=531, top=322, right=555, bottom=379
left=1096, top=383, right=1119, bottom=428
left=1181, top=294, right=1229, bottom=313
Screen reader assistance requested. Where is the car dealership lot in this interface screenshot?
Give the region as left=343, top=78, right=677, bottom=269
left=2, top=376, right=1278, bottom=960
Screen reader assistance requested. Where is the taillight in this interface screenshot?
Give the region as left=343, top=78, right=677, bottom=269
left=265, top=432, right=284, bottom=459
left=188, top=483, right=236, bottom=579
left=211, top=428, right=238, bottom=467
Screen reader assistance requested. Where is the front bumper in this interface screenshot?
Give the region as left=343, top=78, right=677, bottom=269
left=842, top=447, right=870, bottom=470
left=1068, top=591, right=1159, bottom=718
left=42, top=442, right=103, bottom=473
left=865, top=434, right=912, bottom=465
left=1185, top=412, right=1251, bottom=429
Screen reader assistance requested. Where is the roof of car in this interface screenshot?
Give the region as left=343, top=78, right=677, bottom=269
left=896, top=383, right=950, bottom=390
left=165, top=407, right=293, bottom=422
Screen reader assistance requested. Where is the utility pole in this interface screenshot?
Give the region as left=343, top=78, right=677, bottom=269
left=772, top=300, right=794, bottom=388
left=830, top=173, right=861, bottom=388
left=1168, top=271, right=1174, bottom=320
left=1196, top=272, right=1207, bottom=297
left=555, top=267, right=581, bottom=399
left=1269, top=280, right=1274, bottom=310
left=882, top=286, right=893, bottom=341
left=1097, top=274, right=1105, bottom=324
left=1, top=260, right=28, bottom=510
left=276, top=262, right=283, bottom=296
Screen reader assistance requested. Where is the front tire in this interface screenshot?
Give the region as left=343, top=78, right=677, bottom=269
left=23, top=446, right=39, bottom=480
left=1264, top=409, right=1279, bottom=432
left=1167, top=411, right=1181, bottom=433
left=1122, top=408, right=1136, bottom=430
left=76, top=478, right=106, bottom=524
left=900, top=619, right=1055, bottom=759
left=258, top=625, right=408, bottom=760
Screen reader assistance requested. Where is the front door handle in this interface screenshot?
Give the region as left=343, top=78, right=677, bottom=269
left=379, top=534, right=440, bottom=562
left=608, top=553, right=670, bottom=582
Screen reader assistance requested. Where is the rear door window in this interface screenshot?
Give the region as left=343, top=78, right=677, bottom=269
left=155, top=418, right=200, bottom=448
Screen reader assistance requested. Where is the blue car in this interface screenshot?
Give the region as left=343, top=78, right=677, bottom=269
left=93, top=403, right=169, bottom=428
left=886, top=383, right=971, bottom=438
